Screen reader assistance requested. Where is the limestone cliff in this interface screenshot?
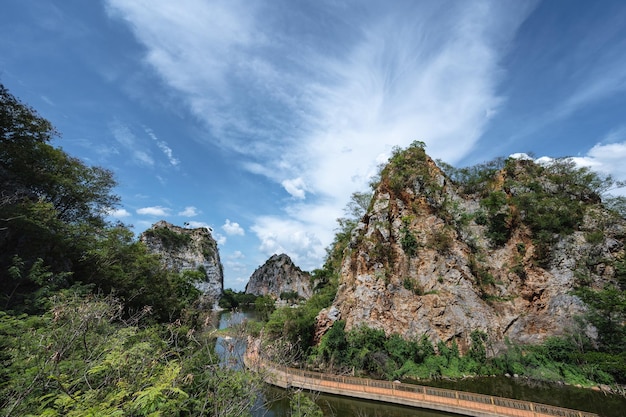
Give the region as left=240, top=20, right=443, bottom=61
left=140, top=220, right=223, bottom=309
left=245, top=254, right=313, bottom=300
left=321, top=143, right=625, bottom=353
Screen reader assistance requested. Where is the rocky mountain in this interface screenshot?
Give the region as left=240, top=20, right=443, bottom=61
left=140, top=220, right=223, bottom=309
left=318, top=142, right=625, bottom=353
left=245, top=253, right=313, bottom=300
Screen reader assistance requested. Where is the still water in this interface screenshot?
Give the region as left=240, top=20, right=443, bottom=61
left=418, top=376, right=626, bottom=417
left=258, top=386, right=457, bottom=417
left=215, top=310, right=625, bottom=417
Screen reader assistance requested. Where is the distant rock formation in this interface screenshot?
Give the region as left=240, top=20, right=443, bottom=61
left=245, top=254, right=313, bottom=300
left=140, top=220, right=223, bottom=309
left=318, top=144, right=625, bottom=353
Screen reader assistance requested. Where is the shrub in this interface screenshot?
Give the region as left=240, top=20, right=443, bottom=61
left=145, top=226, right=191, bottom=250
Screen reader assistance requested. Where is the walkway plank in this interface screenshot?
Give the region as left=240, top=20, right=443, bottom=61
left=244, top=344, right=598, bottom=417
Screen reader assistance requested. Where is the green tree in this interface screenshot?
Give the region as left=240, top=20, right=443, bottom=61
left=1, top=84, right=119, bottom=312
left=290, top=391, right=323, bottom=417
left=0, top=292, right=264, bottom=416
left=577, top=285, right=626, bottom=352
left=255, top=295, right=275, bottom=321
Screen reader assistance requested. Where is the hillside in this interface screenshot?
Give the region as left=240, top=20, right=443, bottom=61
left=140, top=220, right=223, bottom=309
left=320, top=142, right=626, bottom=353
left=245, top=253, right=313, bottom=300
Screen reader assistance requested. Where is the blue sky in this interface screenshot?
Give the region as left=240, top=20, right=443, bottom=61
left=2, top=0, right=626, bottom=290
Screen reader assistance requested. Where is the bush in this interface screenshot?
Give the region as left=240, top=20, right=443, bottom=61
left=0, top=293, right=264, bottom=416
left=144, top=226, right=191, bottom=250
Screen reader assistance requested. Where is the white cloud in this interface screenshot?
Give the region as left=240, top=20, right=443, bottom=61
left=108, top=208, right=131, bottom=218
left=222, top=219, right=245, bottom=236
left=251, top=216, right=324, bottom=271
left=136, top=205, right=170, bottom=216
left=508, top=153, right=534, bottom=161
left=224, top=260, right=247, bottom=273
left=570, top=131, right=626, bottom=178
left=520, top=131, right=626, bottom=196
left=106, top=0, right=535, bottom=270
left=230, top=250, right=245, bottom=259
left=281, top=177, right=308, bottom=199
left=179, top=206, right=199, bottom=217
left=214, top=233, right=227, bottom=246
left=186, top=220, right=212, bottom=230
left=572, top=137, right=626, bottom=196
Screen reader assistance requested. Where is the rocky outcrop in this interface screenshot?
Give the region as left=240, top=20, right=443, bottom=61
left=245, top=254, right=313, bottom=300
left=320, top=144, right=625, bottom=353
left=140, top=220, right=223, bottom=309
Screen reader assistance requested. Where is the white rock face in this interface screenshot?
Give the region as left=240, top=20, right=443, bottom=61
left=140, top=220, right=223, bottom=309
left=245, top=253, right=313, bottom=300
left=322, top=153, right=625, bottom=354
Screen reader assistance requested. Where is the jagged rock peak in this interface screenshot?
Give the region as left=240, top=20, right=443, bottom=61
left=140, top=220, right=223, bottom=309
left=320, top=143, right=625, bottom=353
left=245, top=253, right=313, bottom=300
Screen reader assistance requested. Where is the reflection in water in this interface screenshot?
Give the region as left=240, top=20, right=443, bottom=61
left=419, top=377, right=626, bottom=417
left=257, top=386, right=457, bottom=417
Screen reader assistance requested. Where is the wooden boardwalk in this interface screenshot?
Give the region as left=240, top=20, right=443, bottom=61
left=244, top=344, right=598, bottom=417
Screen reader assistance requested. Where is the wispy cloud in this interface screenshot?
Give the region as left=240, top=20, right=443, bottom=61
left=110, top=121, right=154, bottom=167
left=106, top=0, right=535, bottom=268
left=222, top=219, right=245, bottom=236
left=145, top=128, right=180, bottom=167
left=136, top=205, right=171, bottom=216
left=179, top=206, right=199, bottom=217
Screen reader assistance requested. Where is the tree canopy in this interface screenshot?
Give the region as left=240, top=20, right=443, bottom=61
left=0, top=84, right=201, bottom=320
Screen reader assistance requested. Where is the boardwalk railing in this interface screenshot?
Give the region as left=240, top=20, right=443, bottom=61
left=244, top=346, right=598, bottom=417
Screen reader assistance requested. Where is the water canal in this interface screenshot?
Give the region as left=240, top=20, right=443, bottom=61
left=215, top=309, right=625, bottom=417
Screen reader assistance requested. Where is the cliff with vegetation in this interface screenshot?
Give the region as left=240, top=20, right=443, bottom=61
left=245, top=253, right=313, bottom=301
left=320, top=142, right=626, bottom=354
left=140, top=220, right=223, bottom=309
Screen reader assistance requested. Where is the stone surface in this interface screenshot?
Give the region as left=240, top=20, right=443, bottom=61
left=314, top=306, right=341, bottom=344
left=245, top=253, right=313, bottom=300
left=321, top=152, right=625, bottom=353
left=140, top=220, right=223, bottom=309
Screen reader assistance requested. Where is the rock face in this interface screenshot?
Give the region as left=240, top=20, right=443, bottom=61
left=321, top=144, right=625, bottom=353
left=245, top=254, right=313, bottom=300
left=140, top=220, right=223, bottom=309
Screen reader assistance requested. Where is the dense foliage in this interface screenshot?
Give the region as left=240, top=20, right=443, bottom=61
left=218, top=289, right=258, bottom=309
left=0, top=293, right=266, bottom=416
left=0, top=84, right=203, bottom=321
left=0, top=84, right=296, bottom=416
left=311, top=320, right=623, bottom=386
